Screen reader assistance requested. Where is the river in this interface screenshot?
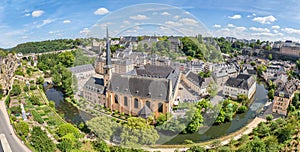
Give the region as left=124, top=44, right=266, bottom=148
left=45, top=88, right=93, bottom=125
left=159, top=84, right=268, bottom=144
left=45, top=84, right=267, bottom=145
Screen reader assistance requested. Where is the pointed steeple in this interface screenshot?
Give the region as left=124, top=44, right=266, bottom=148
left=106, top=27, right=112, bottom=66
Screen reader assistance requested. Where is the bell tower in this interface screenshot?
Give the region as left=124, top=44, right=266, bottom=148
left=103, top=27, right=112, bottom=86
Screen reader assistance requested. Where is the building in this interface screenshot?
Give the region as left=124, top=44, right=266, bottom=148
left=82, top=76, right=106, bottom=105
left=272, top=78, right=300, bottom=116
left=223, top=74, right=256, bottom=99
left=106, top=64, right=181, bottom=118
left=280, top=42, right=300, bottom=57
left=181, top=71, right=213, bottom=97
left=68, top=64, right=95, bottom=80
left=0, top=54, right=17, bottom=95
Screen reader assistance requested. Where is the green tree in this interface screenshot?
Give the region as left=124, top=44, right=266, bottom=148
left=86, top=116, right=120, bottom=140
left=15, top=121, right=29, bottom=137
left=266, top=114, right=274, bottom=121
left=187, top=146, right=205, bottom=152
left=57, top=51, right=75, bottom=67
left=93, top=139, right=110, bottom=152
left=30, top=126, right=55, bottom=152
left=36, top=77, right=44, bottom=84
left=237, top=105, right=248, bottom=114
left=121, top=117, right=159, bottom=146
left=11, top=84, right=21, bottom=96
left=56, top=123, right=82, bottom=138
left=268, top=89, right=275, bottom=101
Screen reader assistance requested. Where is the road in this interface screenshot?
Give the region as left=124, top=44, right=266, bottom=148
left=0, top=101, right=31, bottom=152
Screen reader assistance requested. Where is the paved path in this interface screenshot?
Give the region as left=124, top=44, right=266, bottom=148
left=0, top=101, right=31, bottom=152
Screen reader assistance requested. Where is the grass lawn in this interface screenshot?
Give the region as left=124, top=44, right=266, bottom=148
left=80, top=141, right=96, bottom=152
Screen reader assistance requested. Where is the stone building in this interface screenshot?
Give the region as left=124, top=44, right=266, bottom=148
left=181, top=71, right=212, bottom=97
left=0, top=54, right=17, bottom=95
left=272, top=78, right=300, bottom=116
left=223, top=74, right=256, bottom=99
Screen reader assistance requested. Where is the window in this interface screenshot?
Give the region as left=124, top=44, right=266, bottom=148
left=124, top=96, right=128, bottom=106
left=158, top=103, right=163, bottom=113
left=134, top=98, right=139, bottom=108
left=114, top=95, right=119, bottom=104
left=146, top=101, right=151, bottom=109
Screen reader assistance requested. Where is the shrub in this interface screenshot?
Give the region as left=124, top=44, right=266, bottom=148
left=32, top=110, right=44, bottom=124
left=237, top=105, right=248, bottom=114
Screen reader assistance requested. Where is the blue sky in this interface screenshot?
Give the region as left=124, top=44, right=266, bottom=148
left=1, top=0, right=300, bottom=48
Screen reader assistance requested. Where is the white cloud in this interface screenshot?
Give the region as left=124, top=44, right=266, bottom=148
left=228, top=14, right=241, bottom=19
left=32, top=10, right=44, bottom=17
left=63, top=20, right=71, bottom=24
left=227, top=24, right=235, bottom=28
left=273, top=30, right=279, bottom=33
left=165, top=21, right=182, bottom=27
left=25, top=13, right=30, bottom=17
left=251, top=32, right=283, bottom=37
left=282, top=27, right=300, bottom=35
left=94, top=8, right=109, bottom=15
left=235, top=26, right=247, bottom=31
left=123, top=20, right=130, bottom=24
left=79, top=28, right=90, bottom=35
left=161, top=12, right=170, bottom=16
left=173, top=15, right=180, bottom=20
left=129, top=14, right=148, bottom=20
left=249, top=27, right=270, bottom=33
left=213, top=24, right=221, bottom=28
left=48, top=31, right=54, bottom=34
left=36, top=19, right=54, bottom=28
left=252, top=15, right=276, bottom=24
left=271, top=25, right=280, bottom=29
left=247, top=13, right=256, bottom=18
left=179, top=18, right=198, bottom=25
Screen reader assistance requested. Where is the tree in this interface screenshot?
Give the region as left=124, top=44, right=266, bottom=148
left=256, top=65, right=267, bottom=76
left=57, top=139, right=72, bottom=152
left=268, top=89, right=274, bottom=101
left=86, top=116, right=120, bottom=140
left=56, top=123, right=82, bottom=138
left=36, top=77, right=44, bottom=84
left=245, top=136, right=266, bottom=152
left=93, top=139, right=110, bottom=152
left=30, top=126, right=55, bottom=152
left=253, top=122, right=270, bottom=138
left=57, top=51, right=75, bottom=67
left=49, top=100, right=55, bottom=108
left=186, top=108, right=203, bottom=133
left=29, top=95, right=41, bottom=105
left=268, top=54, right=273, bottom=60
left=15, top=121, right=29, bottom=137
left=187, top=146, right=205, bottom=152
left=121, top=117, right=159, bottom=146
left=237, top=105, right=248, bottom=114
left=264, top=135, right=279, bottom=152
left=11, top=84, right=21, bottom=96
left=266, top=114, right=274, bottom=121
left=23, top=85, right=29, bottom=92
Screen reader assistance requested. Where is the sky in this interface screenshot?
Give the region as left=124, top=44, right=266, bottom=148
left=1, top=0, right=300, bottom=48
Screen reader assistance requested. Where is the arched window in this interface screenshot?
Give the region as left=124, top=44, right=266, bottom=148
left=114, top=95, right=119, bottom=104
left=134, top=98, right=139, bottom=109
left=146, top=101, right=151, bottom=109
left=158, top=103, right=163, bottom=113
left=124, top=96, right=128, bottom=106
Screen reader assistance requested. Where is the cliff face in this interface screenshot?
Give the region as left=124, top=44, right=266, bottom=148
left=0, top=54, right=17, bottom=95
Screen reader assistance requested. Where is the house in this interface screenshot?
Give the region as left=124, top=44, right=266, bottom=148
left=272, top=78, right=300, bottom=116
left=82, top=76, right=106, bottom=105
left=181, top=71, right=213, bottom=97
left=223, top=74, right=256, bottom=99
left=68, top=64, right=95, bottom=80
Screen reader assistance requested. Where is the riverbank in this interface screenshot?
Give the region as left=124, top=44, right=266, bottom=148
left=144, top=117, right=266, bottom=152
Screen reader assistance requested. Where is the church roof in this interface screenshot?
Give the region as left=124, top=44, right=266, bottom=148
left=108, top=74, right=171, bottom=101
left=138, top=105, right=152, bottom=118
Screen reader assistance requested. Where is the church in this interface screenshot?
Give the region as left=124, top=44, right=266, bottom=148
left=82, top=28, right=181, bottom=118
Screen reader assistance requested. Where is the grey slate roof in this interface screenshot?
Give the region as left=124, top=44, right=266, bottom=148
left=275, top=78, right=299, bottom=98
left=68, top=64, right=94, bottom=74
left=225, top=74, right=255, bottom=90
left=138, top=105, right=152, bottom=118
left=135, top=64, right=174, bottom=78
left=83, top=77, right=106, bottom=94
left=186, top=71, right=212, bottom=88
left=108, top=74, right=171, bottom=101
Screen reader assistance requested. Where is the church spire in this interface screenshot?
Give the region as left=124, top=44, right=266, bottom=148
left=106, top=26, right=112, bottom=66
